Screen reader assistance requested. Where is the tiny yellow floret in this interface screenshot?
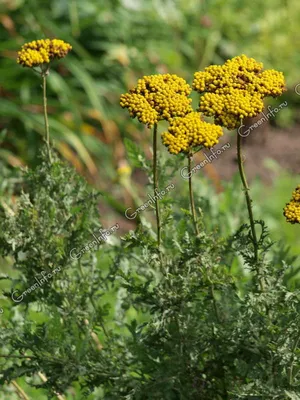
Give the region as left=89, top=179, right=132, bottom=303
left=193, top=55, right=286, bottom=130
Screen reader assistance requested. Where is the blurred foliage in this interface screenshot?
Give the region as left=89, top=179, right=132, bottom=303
left=1, top=147, right=300, bottom=399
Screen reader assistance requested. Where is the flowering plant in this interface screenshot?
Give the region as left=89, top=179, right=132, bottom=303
left=0, top=49, right=299, bottom=400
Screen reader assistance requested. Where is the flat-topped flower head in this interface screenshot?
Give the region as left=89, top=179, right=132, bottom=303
left=193, top=55, right=286, bottom=130
left=161, top=112, right=223, bottom=155
left=200, top=89, right=264, bottom=130
left=120, top=74, right=193, bottom=128
left=17, top=39, right=72, bottom=68
left=284, top=185, right=300, bottom=224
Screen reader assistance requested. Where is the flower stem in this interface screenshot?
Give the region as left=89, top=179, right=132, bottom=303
left=38, top=372, right=65, bottom=400
left=153, top=123, right=161, bottom=247
left=236, top=132, right=257, bottom=257
left=42, top=70, right=52, bottom=163
left=237, top=131, right=264, bottom=289
left=188, top=153, right=199, bottom=235
left=11, top=381, right=30, bottom=400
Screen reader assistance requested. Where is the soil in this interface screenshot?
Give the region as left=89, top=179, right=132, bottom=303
left=197, top=122, right=300, bottom=187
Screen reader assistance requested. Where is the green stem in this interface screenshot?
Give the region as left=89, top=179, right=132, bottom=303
left=42, top=71, right=52, bottom=163
left=153, top=123, right=161, bottom=247
left=77, top=260, right=109, bottom=339
left=11, top=380, right=30, bottom=400
left=188, top=153, right=199, bottom=235
left=237, top=130, right=264, bottom=290
left=236, top=131, right=258, bottom=259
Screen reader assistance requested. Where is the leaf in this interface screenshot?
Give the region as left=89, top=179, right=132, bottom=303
left=0, top=129, right=7, bottom=145
left=124, top=137, right=146, bottom=168
left=285, top=391, right=300, bottom=400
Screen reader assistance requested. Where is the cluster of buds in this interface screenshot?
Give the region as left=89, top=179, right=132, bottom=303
left=17, top=39, right=72, bottom=68
left=193, top=55, right=286, bottom=130
left=283, top=186, right=300, bottom=224
left=120, top=73, right=223, bottom=154
left=162, top=112, right=223, bottom=154
left=120, top=74, right=193, bottom=128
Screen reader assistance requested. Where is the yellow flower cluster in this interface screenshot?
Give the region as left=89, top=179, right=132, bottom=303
left=193, top=55, right=286, bottom=130
left=201, top=90, right=264, bottom=130
left=120, top=93, right=159, bottom=126
left=283, top=185, right=300, bottom=224
left=17, top=39, right=72, bottom=68
left=120, top=74, right=193, bottom=128
left=161, top=112, right=223, bottom=154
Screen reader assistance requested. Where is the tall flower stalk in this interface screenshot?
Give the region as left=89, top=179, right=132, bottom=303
left=152, top=123, right=161, bottom=246
left=41, top=66, right=52, bottom=163
left=237, top=130, right=265, bottom=292
left=193, top=54, right=286, bottom=268
left=236, top=131, right=258, bottom=261
left=17, top=38, right=72, bottom=162
left=187, top=152, right=199, bottom=235
left=120, top=74, right=194, bottom=247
